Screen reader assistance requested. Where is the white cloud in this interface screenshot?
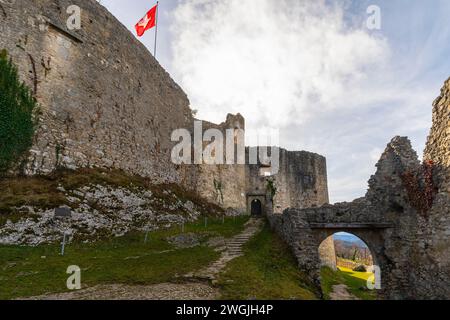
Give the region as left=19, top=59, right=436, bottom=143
left=170, top=0, right=390, bottom=128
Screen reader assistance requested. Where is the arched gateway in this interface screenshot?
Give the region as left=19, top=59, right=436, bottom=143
left=268, top=135, right=450, bottom=300
left=251, top=199, right=262, bottom=216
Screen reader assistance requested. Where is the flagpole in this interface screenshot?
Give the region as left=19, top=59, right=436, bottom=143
left=154, top=1, right=159, bottom=58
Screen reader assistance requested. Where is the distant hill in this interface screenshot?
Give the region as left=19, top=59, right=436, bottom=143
left=333, top=233, right=368, bottom=248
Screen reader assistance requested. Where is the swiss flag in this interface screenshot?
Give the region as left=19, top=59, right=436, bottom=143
left=135, top=4, right=158, bottom=37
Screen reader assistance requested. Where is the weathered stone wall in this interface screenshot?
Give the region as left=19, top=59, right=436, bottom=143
left=424, top=77, right=450, bottom=190
left=417, top=77, right=450, bottom=299
left=0, top=0, right=193, bottom=182
left=273, top=150, right=329, bottom=212
left=269, top=136, right=423, bottom=299
left=184, top=114, right=248, bottom=212
left=245, top=148, right=329, bottom=213
left=178, top=116, right=329, bottom=215
left=318, top=236, right=337, bottom=270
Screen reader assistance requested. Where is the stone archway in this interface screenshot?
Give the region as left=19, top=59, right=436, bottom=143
left=318, top=232, right=379, bottom=299
left=251, top=199, right=262, bottom=216
left=246, top=194, right=266, bottom=216
left=314, top=228, right=385, bottom=292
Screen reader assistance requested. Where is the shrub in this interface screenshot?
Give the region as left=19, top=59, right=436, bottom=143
left=353, top=265, right=367, bottom=272
left=0, top=49, right=38, bottom=175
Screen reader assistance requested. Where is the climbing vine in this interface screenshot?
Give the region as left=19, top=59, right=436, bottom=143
left=0, top=49, right=39, bottom=175
left=266, top=178, right=277, bottom=201
left=401, top=160, right=437, bottom=216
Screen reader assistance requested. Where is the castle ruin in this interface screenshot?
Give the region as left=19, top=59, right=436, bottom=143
left=0, top=0, right=448, bottom=299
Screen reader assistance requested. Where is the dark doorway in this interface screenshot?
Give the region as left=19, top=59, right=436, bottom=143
left=251, top=199, right=262, bottom=216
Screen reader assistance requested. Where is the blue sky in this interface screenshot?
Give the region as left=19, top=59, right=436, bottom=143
left=100, top=0, right=450, bottom=203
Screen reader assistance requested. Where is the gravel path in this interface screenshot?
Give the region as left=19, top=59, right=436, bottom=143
left=329, top=284, right=360, bottom=300
left=22, top=283, right=219, bottom=300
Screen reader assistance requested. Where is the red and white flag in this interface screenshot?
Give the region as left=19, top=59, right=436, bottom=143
left=135, top=4, right=158, bottom=37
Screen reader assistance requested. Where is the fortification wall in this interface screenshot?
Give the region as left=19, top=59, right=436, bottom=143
left=274, top=150, right=329, bottom=212
left=417, top=78, right=450, bottom=298
left=0, top=0, right=330, bottom=216
left=245, top=149, right=329, bottom=213
left=185, top=114, right=248, bottom=212
left=318, top=236, right=337, bottom=270
left=424, top=78, right=450, bottom=190
left=181, top=115, right=330, bottom=214
left=0, top=0, right=193, bottom=182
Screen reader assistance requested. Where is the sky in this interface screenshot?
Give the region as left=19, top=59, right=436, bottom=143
left=99, top=0, right=450, bottom=203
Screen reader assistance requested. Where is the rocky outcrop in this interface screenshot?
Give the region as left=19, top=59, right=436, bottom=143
left=0, top=181, right=221, bottom=246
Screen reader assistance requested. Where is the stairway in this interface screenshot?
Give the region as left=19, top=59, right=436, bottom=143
left=186, top=218, right=264, bottom=281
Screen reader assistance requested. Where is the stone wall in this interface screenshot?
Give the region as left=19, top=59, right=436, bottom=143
left=178, top=115, right=330, bottom=215
left=318, top=236, right=337, bottom=270
left=184, top=114, right=248, bottom=212
left=269, top=136, right=423, bottom=299
left=244, top=148, right=329, bottom=213
left=417, top=77, right=450, bottom=299
left=424, top=77, right=450, bottom=190
left=0, top=0, right=193, bottom=182
left=273, top=150, right=329, bottom=212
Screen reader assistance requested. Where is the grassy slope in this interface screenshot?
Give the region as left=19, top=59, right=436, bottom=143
left=217, top=223, right=319, bottom=300
left=320, top=266, right=378, bottom=300
left=0, top=217, right=249, bottom=300
left=0, top=168, right=225, bottom=226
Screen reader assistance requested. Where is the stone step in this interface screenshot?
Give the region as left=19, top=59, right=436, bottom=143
left=183, top=219, right=264, bottom=282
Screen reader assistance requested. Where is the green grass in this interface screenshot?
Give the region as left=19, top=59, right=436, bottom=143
left=0, top=176, right=68, bottom=216
left=0, top=216, right=249, bottom=300
left=320, top=266, right=378, bottom=300
left=338, top=266, right=373, bottom=281
left=217, top=222, right=319, bottom=300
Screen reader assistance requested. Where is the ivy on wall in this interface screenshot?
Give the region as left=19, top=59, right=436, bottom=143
left=0, top=50, right=39, bottom=175
left=266, top=178, right=277, bottom=201
left=401, top=160, right=438, bottom=216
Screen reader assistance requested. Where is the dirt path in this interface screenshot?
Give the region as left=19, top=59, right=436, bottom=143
left=329, top=284, right=360, bottom=300
left=21, top=283, right=219, bottom=300
left=21, top=218, right=263, bottom=300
